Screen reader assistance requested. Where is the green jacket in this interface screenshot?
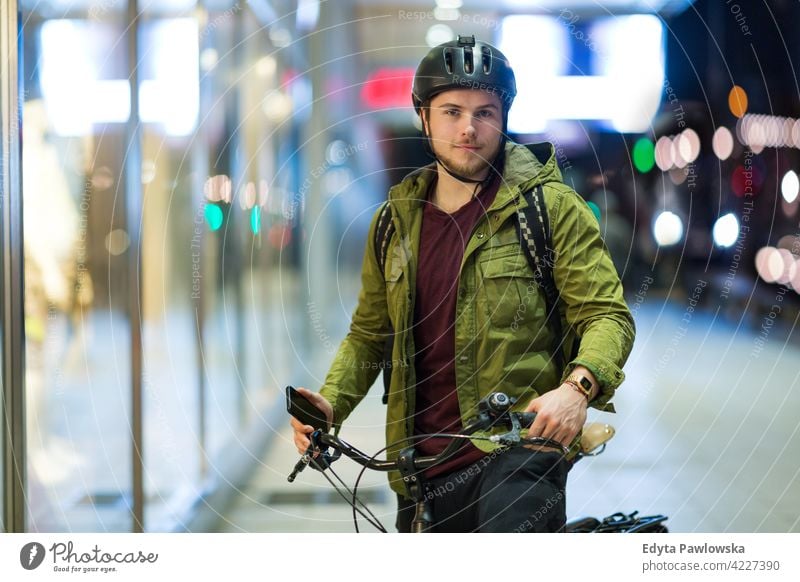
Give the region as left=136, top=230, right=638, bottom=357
left=320, top=141, right=635, bottom=495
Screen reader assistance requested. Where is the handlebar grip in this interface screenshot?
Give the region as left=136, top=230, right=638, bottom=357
left=515, top=412, right=536, bottom=428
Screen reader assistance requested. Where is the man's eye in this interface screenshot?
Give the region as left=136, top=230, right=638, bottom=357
left=444, top=109, right=459, bottom=116
left=476, top=110, right=493, bottom=118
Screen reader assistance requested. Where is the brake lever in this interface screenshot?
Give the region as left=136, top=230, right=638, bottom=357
left=287, top=431, right=341, bottom=482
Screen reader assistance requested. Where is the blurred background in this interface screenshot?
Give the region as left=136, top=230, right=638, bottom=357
left=1, top=0, right=799, bottom=533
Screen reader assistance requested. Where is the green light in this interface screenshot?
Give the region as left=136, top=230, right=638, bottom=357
left=586, top=201, right=601, bottom=222
left=250, top=206, right=261, bottom=234
left=204, top=203, right=224, bottom=231
left=633, top=138, right=655, bottom=173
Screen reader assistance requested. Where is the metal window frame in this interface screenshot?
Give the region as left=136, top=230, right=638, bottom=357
left=1, top=0, right=26, bottom=534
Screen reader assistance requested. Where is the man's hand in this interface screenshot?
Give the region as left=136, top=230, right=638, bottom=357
left=290, top=387, right=334, bottom=454
left=524, top=384, right=588, bottom=447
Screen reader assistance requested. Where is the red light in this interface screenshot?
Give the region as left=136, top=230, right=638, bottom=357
left=361, top=68, right=415, bottom=109
left=731, top=164, right=763, bottom=197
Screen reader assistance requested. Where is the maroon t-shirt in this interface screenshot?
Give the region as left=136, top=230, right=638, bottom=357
left=413, top=175, right=500, bottom=478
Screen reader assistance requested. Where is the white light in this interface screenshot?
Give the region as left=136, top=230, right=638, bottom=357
left=655, top=136, right=673, bottom=171
left=791, top=258, right=800, bottom=292
left=269, top=27, right=292, bottom=48
left=500, top=16, right=573, bottom=133
left=671, top=138, right=687, bottom=169
left=678, top=128, right=701, bottom=163
left=712, top=213, right=739, bottom=248
left=436, top=0, right=463, bottom=8
left=712, top=126, right=734, bottom=160
left=591, top=15, right=665, bottom=132
left=256, top=56, right=277, bottom=78
left=139, top=19, right=199, bottom=136
left=426, top=24, right=454, bottom=48
left=262, top=91, right=293, bottom=123
left=653, top=211, right=683, bottom=246
left=776, top=249, right=797, bottom=285
left=781, top=170, right=799, bottom=203
left=755, top=247, right=784, bottom=283
left=200, top=48, right=218, bottom=71
left=41, top=19, right=198, bottom=136
left=296, top=0, right=320, bottom=31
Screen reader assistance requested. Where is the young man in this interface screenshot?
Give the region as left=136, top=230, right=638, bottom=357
left=291, top=36, right=635, bottom=532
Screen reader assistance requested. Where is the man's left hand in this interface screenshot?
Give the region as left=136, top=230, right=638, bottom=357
left=524, top=384, right=588, bottom=447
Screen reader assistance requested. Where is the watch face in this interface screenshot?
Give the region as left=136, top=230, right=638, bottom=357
left=578, top=377, right=592, bottom=391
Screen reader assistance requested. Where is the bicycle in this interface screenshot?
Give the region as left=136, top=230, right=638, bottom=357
left=287, top=391, right=668, bottom=533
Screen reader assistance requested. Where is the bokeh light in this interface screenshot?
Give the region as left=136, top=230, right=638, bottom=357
left=781, top=170, right=799, bottom=203
left=712, top=213, right=739, bottom=248
left=633, top=138, right=655, bottom=173
left=712, top=126, right=734, bottom=160
left=728, top=85, right=748, bottom=118
left=204, top=203, right=224, bottom=231
left=755, top=247, right=784, bottom=283
left=653, top=211, right=683, bottom=246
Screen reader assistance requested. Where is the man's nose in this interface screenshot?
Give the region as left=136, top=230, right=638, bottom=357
left=462, top=119, right=476, bottom=136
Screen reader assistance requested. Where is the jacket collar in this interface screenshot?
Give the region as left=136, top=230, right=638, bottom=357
left=387, top=141, right=562, bottom=217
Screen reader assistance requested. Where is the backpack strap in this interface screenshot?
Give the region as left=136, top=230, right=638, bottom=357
left=514, top=184, right=566, bottom=371
left=373, top=201, right=396, bottom=404
left=374, top=201, right=396, bottom=276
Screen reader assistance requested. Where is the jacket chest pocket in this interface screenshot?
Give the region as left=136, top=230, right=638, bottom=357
left=385, top=269, right=408, bottom=331
left=478, top=244, right=535, bottom=328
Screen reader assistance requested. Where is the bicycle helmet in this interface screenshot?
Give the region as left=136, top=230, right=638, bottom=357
left=412, top=35, right=517, bottom=185
left=412, top=35, right=516, bottom=113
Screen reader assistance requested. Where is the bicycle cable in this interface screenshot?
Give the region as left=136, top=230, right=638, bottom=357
left=351, top=433, right=495, bottom=533
left=308, top=454, right=387, bottom=532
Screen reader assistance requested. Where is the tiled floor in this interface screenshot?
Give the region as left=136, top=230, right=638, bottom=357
left=211, top=301, right=800, bottom=533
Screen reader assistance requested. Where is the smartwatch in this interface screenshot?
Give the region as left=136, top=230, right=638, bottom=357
left=565, top=374, right=593, bottom=401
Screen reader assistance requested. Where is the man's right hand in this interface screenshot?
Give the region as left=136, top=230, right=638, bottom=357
left=289, top=387, right=334, bottom=454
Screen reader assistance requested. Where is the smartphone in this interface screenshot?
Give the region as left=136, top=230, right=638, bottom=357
left=285, top=386, right=329, bottom=431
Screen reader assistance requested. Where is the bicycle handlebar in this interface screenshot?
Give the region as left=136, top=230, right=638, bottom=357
left=288, top=392, right=562, bottom=482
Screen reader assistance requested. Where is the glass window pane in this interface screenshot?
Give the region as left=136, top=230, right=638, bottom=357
left=21, top=9, right=132, bottom=532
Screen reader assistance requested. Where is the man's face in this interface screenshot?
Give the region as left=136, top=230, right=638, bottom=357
left=423, top=88, right=505, bottom=182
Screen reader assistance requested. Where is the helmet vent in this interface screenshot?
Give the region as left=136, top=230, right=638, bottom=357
left=443, top=48, right=454, bottom=74
left=481, top=46, right=492, bottom=74
left=464, top=47, right=474, bottom=74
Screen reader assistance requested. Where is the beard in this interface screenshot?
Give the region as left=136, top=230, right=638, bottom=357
left=430, top=136, right=502, bottom=181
